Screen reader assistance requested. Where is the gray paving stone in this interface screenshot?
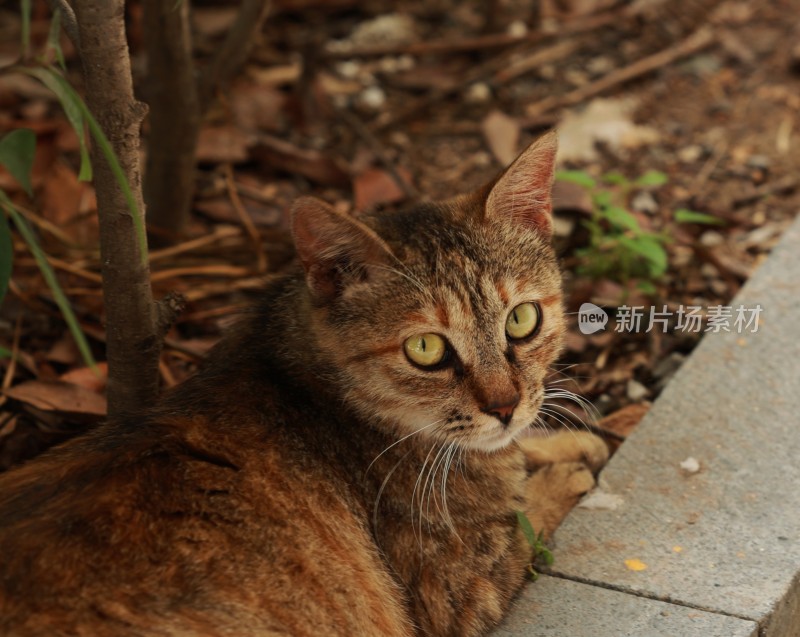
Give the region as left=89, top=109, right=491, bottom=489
left=496, top=575, right=758, bottom=637
left=532, top=215, right=800, bottom=634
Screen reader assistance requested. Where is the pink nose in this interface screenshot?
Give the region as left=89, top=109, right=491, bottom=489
left=481, top=393, right=520, bottom=426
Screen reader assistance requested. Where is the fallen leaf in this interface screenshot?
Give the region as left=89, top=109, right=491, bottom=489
left=578, top=489, right=624, bottom=510
left=558, top=98, right=660, bottom=163
left=481, top=110, right=520, bottom=166
left=354, top=167, right=412, bottom=210
left=229, top=81, right=287, bottom=134
left=4, top=379, right=106, bottom=417
left=60, top=363, right=108, bottom=393
left=251, top=135, right=350, bottom=186
left=196, top=126, right=254, bottom=164
left=624, top=558, right=648, bottom=572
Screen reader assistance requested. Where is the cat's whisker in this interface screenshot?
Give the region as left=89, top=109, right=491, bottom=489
left=367, top=419, right=444, bottom=477
left=422, top=441, right=450, bottom=536
left=372, top=450, right=411, bottom=535
left=412, top=441, right=440, bottom=548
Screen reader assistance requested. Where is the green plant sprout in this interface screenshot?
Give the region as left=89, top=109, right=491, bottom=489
left=516, top=510, right=554, bottom=581
left=556, top=169, right=722, bottom=295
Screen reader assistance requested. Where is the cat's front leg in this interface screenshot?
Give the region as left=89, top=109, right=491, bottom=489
left=518, top=431, right=609, bottom=537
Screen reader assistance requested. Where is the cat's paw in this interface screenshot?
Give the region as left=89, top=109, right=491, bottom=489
left=517, top=430, right=609, bottom=473
left=524, top=461, right=598, bottom=539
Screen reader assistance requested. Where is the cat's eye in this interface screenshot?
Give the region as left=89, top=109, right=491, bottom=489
left=506, top=302, right=541, bottom=340
left=404, top=333, right=447, bottom=367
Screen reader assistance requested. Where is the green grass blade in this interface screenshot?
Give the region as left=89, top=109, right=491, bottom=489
left=45, top=9, right=67, bottom=70
left=516, top=510, right=537, bottom=547
left=555, top=170, right=596, bottom=190
left=21, top=67, right=147, bottom=265
left=21, top=0, right=32, bottom=59
left=1, top=194, right=98, bottom=370
left=0, top=129, right=36, bottom=196
left=674, top=208, right=724, bottom=225
left=23, top=67, right=92, bottom=182
left=0, top=208, right=12, bottom=305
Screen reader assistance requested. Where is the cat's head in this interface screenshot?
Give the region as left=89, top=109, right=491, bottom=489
left=291, top=132, right=563, bottom=452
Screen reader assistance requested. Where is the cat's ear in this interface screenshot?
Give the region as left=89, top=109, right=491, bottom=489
left=484, top=130, right=558, bottom=237
left=291, top=196, right=393, bottom=301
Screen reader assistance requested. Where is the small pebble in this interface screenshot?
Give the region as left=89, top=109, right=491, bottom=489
left=631, top=191, right=658, bottom=215
left=358, top=86, right=386, bottom=111
left=678, top=144, right=704, bottom=163
left=506, top=20, right=528, bottom=38
left=465, top=82, right=492, bottom=104
left=746, top=154, right=771, bottom=171
left=626, top=379, right=650, bottom=402
left=680, top=457, right=701, bottom=474
left=700, top=230, right=724, bottom=247
left=700, top=263, right=719, bottom=278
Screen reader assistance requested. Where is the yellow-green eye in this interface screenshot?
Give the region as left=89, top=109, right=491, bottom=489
left=404, top=333, right=447, bottom=367
left=506, top=302, right=540, bottom=340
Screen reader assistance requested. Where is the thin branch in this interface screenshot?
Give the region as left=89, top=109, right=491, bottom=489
left=525, top=27, right=716, bottom=118
left=45, top=0, right=80, bottom=50
left=198, top=0, right=272, bottom=114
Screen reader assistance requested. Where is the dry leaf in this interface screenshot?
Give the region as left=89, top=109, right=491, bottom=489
left=229, top=81, right=287, bottom=134
left=354, top=167, right=412, bottom=210
left=251, top=135, right=350, bottom=186
left=558, top=98, right=660, bottom=163
left=60, top=363, right=108, bottom=394
left=196, top=126, right=254, bottom=164
left=4, top=380, right=107, bottom=417
left=481, top=110, right=520, bottom=166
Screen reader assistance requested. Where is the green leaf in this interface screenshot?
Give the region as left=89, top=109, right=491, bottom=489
left=636, top=280, right=658, bottom=295
left=23, top=68, right=92, bottom=182
left=592, top=190, right=613, bottom=209
left=674, top=208, right=724, bottom=225
left=0, top=345, right=13, bottom=360
left=45, top=9, right=67, bottom=70
left=22, top=67, right=148, bottom=265
left=0, top=209, right=12, bottom=306
left=619, top=235, right=668, bottom=277
left=601, top=170, right=628, bottom=186
left=0, top=129, right=37, bottom=196
left=1, top=194, right=97, bottom=370
left=603, top=206, right=641, bottom=232
left=555, top=170, right=596, bottom=189
left=516, top=510, right=537, bottom=548
left=635, top=170, right=669, bottom=187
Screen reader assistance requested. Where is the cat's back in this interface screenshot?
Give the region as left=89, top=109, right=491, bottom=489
left=0, top=406, right=411, bottom=637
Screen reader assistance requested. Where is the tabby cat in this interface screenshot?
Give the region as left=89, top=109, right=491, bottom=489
left=0, top=131, right=608, bottom=637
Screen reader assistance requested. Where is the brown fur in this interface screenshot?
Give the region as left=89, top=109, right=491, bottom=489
left=0, top=133, right=608, bottom=637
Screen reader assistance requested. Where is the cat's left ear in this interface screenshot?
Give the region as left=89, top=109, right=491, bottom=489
left=484, top=130, right=558, bottom=237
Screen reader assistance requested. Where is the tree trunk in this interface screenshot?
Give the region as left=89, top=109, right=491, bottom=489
left=142, top=0, right=200, bottom=241
left=71, top=0, right=161, bottom=419
left=144, top=0, right=272, bottom=241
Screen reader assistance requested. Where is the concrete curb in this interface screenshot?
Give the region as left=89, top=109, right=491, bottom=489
left=498, top=214, right=800, bottom=636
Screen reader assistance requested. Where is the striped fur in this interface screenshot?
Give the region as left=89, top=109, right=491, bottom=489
left=0, top=133, right=607, bottom=636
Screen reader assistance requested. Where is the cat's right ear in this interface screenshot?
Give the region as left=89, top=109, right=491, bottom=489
left=291, top=197, right=393, bottom=302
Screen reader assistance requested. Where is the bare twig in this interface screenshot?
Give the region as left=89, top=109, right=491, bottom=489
left=198, top=0, right=272, bottom=114
left=222, top=164, right=267, bottom=273
left=45, top=0, right=80, bottom=49
left=525, top=27, right=716, bottom=117
left=338, top=108, right=420, bottom=201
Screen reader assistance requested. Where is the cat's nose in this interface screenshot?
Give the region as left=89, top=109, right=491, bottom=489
left=481, top=392, right=520, bottom=426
